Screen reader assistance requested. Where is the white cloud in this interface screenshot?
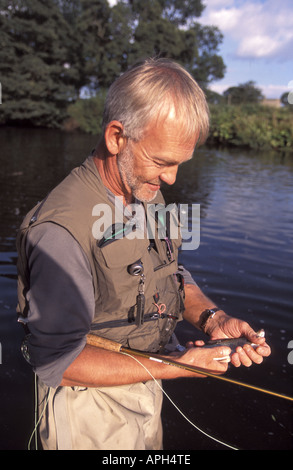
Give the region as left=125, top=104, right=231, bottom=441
left=237, top=35, right=280, bottom=59
left=201, top=5, right=241, bottom=32
left=200, top=0, right=293, bottom=61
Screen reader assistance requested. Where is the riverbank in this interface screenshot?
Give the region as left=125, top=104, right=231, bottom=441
left=2, top=100, right=293, bottom=152
left=208, top=104, right=293, bottom=150
left=64, top=98, right=293, bottom=151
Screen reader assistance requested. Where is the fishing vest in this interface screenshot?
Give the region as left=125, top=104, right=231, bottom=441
left=16, top=156, right=185, bottom=353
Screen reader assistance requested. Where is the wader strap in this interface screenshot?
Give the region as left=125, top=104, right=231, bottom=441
left=53, top=387, right=73, bottom=450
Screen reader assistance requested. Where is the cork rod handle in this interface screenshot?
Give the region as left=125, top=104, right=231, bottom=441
left=86, top=334, right=123, bottom=353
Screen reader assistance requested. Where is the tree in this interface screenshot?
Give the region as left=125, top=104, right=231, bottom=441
left=0, top=0, right=226, bottom=127
left=82, top=0, right=134, bottom=89
left=223, top=81, right=264, bottom=105
left=125, top=0, right=226, bottom=88
left=69, top=0, right=114, bottom=91
left=0, top=0, right=82, bottom=126
left=71, top=0, right=226, bottom=91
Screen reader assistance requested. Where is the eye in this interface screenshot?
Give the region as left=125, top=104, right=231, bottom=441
left=153, top=160, right=166, bottom=168
left=153, top=158, right=166, bottom=168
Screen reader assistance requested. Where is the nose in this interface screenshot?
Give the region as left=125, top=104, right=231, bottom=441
left=160, top=166, right=178, bottom=186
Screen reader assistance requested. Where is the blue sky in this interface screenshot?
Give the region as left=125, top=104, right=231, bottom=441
left=198, top=0, right=293, bottom=99
left=108, top=0, right=292, bottom=99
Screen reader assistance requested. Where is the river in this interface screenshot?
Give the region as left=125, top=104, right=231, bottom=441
left=0, top=126, right=292, bottom=450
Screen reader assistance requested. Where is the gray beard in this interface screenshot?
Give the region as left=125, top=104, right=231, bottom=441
left=117, top=146, right=158, bottom=202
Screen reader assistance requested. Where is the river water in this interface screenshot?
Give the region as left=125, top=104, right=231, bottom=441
left=0, top=126, right=292, bottom=450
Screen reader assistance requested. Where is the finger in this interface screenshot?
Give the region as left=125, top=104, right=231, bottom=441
left=230, top=352, right=241, bottom=367
left=230, top=343, right=269, bottom=367
left=235, top=346, right=252, bottom=367
left=207, top=351, right=230, bottom=373
left=247, top=328, right=266, bottom=345
left=243, top=344, right=264, bottom=364
left=185, top=340, right=205, bottom=348
left=254, top=343, right=271, bottom=357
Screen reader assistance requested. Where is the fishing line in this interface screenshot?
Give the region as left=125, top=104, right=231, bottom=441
left=86, top=334, right=293, bottom=402
left=121, top=351, right=239, bottom=451
left=27, top=374, right=51, bottom=451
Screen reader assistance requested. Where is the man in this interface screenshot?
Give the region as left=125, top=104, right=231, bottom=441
left=16, top=58, right=270, bottom=450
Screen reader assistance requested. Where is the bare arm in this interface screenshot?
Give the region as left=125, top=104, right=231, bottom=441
left=60, top=341, right=231, bottom=388
left=182, top=283, right=228, bottom=330
left=61, top=282, right=271, bottom=388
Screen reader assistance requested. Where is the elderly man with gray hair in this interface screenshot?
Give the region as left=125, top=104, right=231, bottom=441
left=16, top=58, right=270, bottom=450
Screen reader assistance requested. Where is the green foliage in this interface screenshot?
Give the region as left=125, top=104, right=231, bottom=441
left=127, top=1, right=225, bottom=87
left=0, top=0, right=82, bottom=127
left=223, top=81, right=264, bottom=105
left=0, top=0, right=226, bottom=127
left=66, top=91, right=106, bottom=135
left=65, top=95, right=293, bottom=151
left=208, top=104, right=293, bottom=150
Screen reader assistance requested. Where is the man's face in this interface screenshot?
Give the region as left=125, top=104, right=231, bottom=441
left=117, top=117, right=197, bottom=202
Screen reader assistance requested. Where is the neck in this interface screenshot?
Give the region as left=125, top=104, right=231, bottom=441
left=93, top=141, right=133, bottom=205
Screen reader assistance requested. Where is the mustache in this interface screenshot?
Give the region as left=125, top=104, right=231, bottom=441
left=147, top=179, right=161, bottom=186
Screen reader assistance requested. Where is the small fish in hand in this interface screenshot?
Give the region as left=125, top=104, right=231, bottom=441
left=205, top=330, right=265, bottom=362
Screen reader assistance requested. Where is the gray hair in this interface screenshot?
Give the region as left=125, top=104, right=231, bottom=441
left=102, top=57, right=210, bottom=146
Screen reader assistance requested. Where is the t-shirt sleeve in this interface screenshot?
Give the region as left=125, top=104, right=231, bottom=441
left=25, top=222, right=95, bottom=388
left=177, top=264, right=197, bottom=286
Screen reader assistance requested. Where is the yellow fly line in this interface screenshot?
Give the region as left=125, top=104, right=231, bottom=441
left=86, top=334, right=293, bottom=403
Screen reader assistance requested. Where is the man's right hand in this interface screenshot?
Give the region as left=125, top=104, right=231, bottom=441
left=174, top=345, right=232, bottom=376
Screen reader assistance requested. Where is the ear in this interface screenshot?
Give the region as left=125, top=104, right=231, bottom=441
left=104, top=121, right=127, bottom=155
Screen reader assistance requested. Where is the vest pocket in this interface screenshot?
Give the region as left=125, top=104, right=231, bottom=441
left=93, top=237, right=156, bottom=312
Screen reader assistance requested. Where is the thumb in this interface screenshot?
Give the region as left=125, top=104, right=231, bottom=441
left=246, top=328, right=266, bottom=344
left=211, top=346, right=231, bottom=362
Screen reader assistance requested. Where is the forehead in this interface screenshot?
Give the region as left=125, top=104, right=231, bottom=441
left=136, top=115, right=197, bottom=163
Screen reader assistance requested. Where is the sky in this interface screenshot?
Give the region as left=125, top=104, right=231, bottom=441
left=107, top=0, right=292, bottom=100
left=198, top=0, right=293, bottom=99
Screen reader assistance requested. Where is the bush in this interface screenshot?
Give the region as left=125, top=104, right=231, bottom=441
left=65, top=96, right=293, bottom=151
left=66, top=91, right=107, bottom=135
left=208, top=104, right=293, bottom=150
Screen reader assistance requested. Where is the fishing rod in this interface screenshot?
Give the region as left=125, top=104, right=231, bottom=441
left=86, top=334, right=293, bottom=402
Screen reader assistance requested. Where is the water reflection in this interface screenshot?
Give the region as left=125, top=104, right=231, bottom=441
left=0, top=127, right=292, bottom=450
left=0, top=127, right=98, bottom=249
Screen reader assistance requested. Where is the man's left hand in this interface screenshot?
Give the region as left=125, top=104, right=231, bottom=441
left=207, top=314, right=271, bottom=367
